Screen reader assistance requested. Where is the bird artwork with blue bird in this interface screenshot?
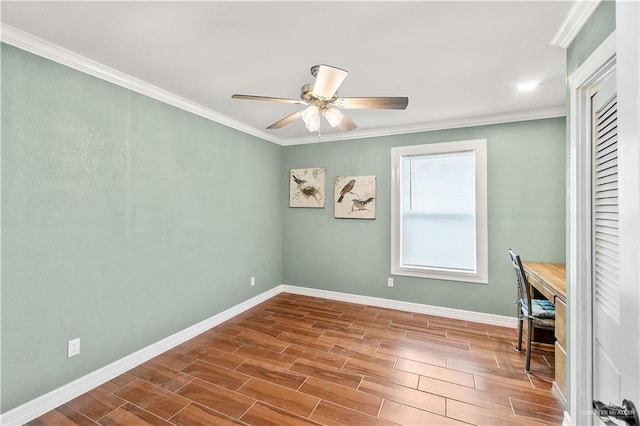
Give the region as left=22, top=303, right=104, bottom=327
left=337, top=179, right=356, bottom=202
left=351, top=197, right=375, bottom=211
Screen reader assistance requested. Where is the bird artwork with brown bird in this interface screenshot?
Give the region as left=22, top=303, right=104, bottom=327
left=337, top=179, right=356, bottom=202
left=351, top=197, right=375, bottom=211
left=291, top=174, right=307, bottom=186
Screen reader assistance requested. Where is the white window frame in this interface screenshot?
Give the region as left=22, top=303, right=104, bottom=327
left=390, top=139, right=488, bottom=284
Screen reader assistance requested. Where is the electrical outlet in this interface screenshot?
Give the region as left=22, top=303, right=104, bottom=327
left=387, top=277, right=394, bottom=287
left=68, top=338, right=80, bottom=358
left=250, top=276, right=255, bottom=287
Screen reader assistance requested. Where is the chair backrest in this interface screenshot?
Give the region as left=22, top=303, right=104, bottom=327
left=508, top=249, right=532, bottom=314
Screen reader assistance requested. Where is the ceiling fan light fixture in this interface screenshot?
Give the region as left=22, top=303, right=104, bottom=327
left=323, top=107, right=345, bottom=128
left=302, top=105, right=320, bottom=132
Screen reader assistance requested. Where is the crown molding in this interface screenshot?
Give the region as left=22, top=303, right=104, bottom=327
left=281, top=106, right=566, bottom=146
left=550, top=0, right=601, bottom=49
left=2, top=24, right=566, bottom=148
left=0, top=24, right=286, bottom=146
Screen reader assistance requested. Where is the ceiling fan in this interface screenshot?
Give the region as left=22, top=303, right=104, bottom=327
left=232, top=64, right=409, bottom=133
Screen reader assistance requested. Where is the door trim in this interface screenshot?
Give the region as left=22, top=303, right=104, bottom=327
left=568, top=31, right=616, bottom=426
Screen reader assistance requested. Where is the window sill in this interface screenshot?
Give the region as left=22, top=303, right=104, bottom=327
left=391, top=266, right=488, bottom=284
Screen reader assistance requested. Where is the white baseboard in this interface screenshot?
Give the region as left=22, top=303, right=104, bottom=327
left=1, top=284, right=515, bottom=425
left=279, top=285, right=517, bottom=328
left=562, top=411, right=571, bottom=426
left=0, top=287, right=281, bottom=426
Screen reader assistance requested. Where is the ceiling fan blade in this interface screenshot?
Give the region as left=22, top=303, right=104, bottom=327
left=334, top=97, right=409, bottom=110
left=232, top=94, right=302, bottom=104
left=312, top=65, right=348, bottom=100
left=335, top=114, right=357, bottom=132
left=266, top=111, right=303, bottom=129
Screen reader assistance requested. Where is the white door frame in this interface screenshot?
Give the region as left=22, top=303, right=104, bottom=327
left=568, top=31, right=616, bottom=426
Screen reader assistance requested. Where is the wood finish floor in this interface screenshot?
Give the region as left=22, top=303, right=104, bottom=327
left=28, top=293, right=564, bottom=425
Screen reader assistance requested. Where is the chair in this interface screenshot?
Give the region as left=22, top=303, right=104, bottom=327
left=508, top=249, right=555, bottom=373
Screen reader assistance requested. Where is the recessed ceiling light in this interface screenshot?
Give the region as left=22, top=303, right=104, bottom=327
left=517, top=81, right=540, bottom=92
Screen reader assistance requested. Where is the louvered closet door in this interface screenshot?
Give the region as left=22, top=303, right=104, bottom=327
left=591, top=71, right=621, bottom=412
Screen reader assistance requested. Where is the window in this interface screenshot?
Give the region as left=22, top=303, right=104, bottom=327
left=391, top=139, right=488, bottom=283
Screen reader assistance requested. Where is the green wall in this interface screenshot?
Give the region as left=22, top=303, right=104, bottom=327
left=2, top=41, right=568, bottom=414
left=282, top=118, right=566, bottom=316
left=1, top=44, right=283, bottom=412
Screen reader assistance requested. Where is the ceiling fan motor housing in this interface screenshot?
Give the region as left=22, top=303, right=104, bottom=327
left=300, top=83, right=337, bottom=105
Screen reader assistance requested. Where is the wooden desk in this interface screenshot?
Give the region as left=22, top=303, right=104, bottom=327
left=522, top=262, right=566, bottom=303
left=522, top=261, right=567, bottom=408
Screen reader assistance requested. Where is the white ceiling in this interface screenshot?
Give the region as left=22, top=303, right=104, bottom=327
left=1, top=1, right=572, bottom=144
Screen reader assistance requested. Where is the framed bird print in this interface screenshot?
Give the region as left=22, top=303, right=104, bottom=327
left=289, top=168, right=326, bottom=208
left=334, top=175, right=376, bottom=219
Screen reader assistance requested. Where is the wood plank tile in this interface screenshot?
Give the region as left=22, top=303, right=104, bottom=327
left=445, top=354, right=511, bottom=378
left=310, top=400, right=396, bottom=426
left=271, top=322, right=323, bottom=337
left=388, top=318, right=433, bottom=334
left=98, top=403, right=172, bottom=426
left=377, top=341, right=447, bottom=368
left=495, top=351, right=552, bottom=372
left=529, top=373, right=555, bottom=390
left=367, top=306, right=415, bottom=321
left=99, top=373, right=137, bottom=393
left=277, top=330, right=335, bottom=352
left=231, top=321, right=282, bottom=337
left=343, top=357, right=419, bottom=388
left=234, top=344, right=297, bottom=369
left=510, top=397, right=566, bottom=424
left=114, top=379, right=190, bottom=420
left=327, top=300, right=369, bottom=313
left=283, top=344, right=347, bottom=369
left=233, top=315, right=278, bottom=328
left=232, top=329, right=290, bottom=353
left=236, top=359, right=307, bottom=390
left=329, top=343, right=397, bottom=367
left=147, top=352, right=196, bottom=371
left=359, top=377, right=446, bottom=416
left=66, top=384, right=126, bottom=421
left=404, top=332, right=472, bottom=353
left=26, top=405, right=96, bottom=426
left=240, top=401, right=321, bottom=426
left=353, top=321, right=408, bottom=339
left=418, top=376, right=511, bottom=409
left=445, top=399, right=543, bottom=426
left=185, top=336, right=243, bottom=355
left=129, top=362, right=193, bottom=392
left=395, top=357, right=475, bottom=388
left=263, top=305, right=308, bottom=318
left=311, top=320, right=365, bottom=337
left=176, top=378, right=255, bottom=419
left=27, top=294, right=565, bottom=426
left=379, top=399, right=466, bottom=425
left=473, top=374, right=560, bottom=405
left=290, top=358, right=363, bottom=389
left=238, top=378, right=319, bottom=417
left=300, top=376, right=383, bottom=417
left=169, top=402, right=244, bottom=425
left=298, top=307, right=345, bottom=319
left=181, top=360, right=249, bottom=391
left=338, top=310, right=389, bottom=324
left=182, top=345, right=247, bottom=371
